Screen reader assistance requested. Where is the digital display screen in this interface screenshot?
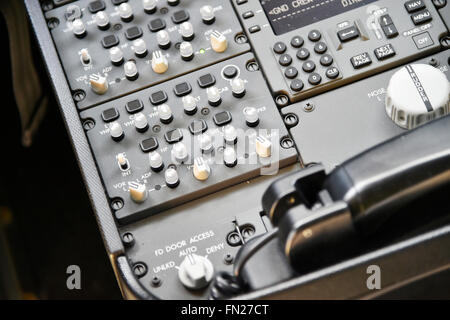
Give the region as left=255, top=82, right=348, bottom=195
left=261, top=0, right=378, bottom=35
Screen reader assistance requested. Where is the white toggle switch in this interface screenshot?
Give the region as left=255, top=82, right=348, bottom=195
left=119, top=3, right=133, bottom=21
left=178, top=254, right=214, bottom=290
left=117, top=153, right=129, bottom=171
left=80, top=49, right=91, bottom=65
left=193, top=157, right=211, bottom=181
left=158, top=104, right=173, bottom=124
left=182, top=95, right=197, bottom=114
left=156, top=30, right=171, bottom=49
left=198, top=134, right=214, bottom=154
left=95, top=11, right=109, bottom=29
left=200, top=5, right=215, bottom=24
left=172, top=143, right=188, bottom=163
left=72, top=19, right=86, bottom=37
left=207, top=86, right=221, bottom=106
left=89, top=74, right=109, bottom=95
left=134, top=112, right=148, bottom=132
left=142, top=0, right=157, bottom=13
left=210, top=30, right=227, bottom=53
left=180, top=22, right=194, bottom=41
left=231, top=78, right=246, bottom=98
left=129, top=182, right=147, bottom=203
left=179, top=42, right=194, bottom=61
left=223, top=147, right=237, bottom=167
left=110, top=47, right=124, bottom=65
left=256, top=136, right=272, bottom=158
left=124, top=60, right=139, bottom=80
left=149, top=152, right=164, bottom=172
left=244, top=107, right=259, bottom=127
left=133, top=39, right=148, bottom=57
left=109, top=121, right=124, bottom=141
left=223, top=125, right=237, bottom=144
left=165, top=168, right=180, bottom=188
left=152, top=51, right=169, bottom=74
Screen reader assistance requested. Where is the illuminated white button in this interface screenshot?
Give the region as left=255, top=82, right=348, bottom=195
left=117, top=153, right=129, bottom=171
left=133, top=39, right=148, bottom=57
left=200, top=5, right=215, bottom=24
left=223, top=125, right=237, bottom=144
left=110, top=47, right=124, bottom=65
left=152, top=51, right=169, bottom=74
left=256, top=136, right=272, bottom=158
left=198, top=134, right=213, bottom=153
left=178, top=254, right=214, bottom=290
left=180, top=22, right=194, bottom=41
left=165, top=168, right=180, bottom=188
left=118, top=3, right=133, bottom=21
left=95, top=11, right=109, bottom=29
left=142, top=0, right=157, bottom=13
left=231, top=78, right=246, bottom=98
left=109, top=121, right=124, bottom=140
left=124, top=60, right=138, bottom=80
left=207, top=86, right=221, bottom=106
left=172, top=143, right=188, bottom=163
left=158, top=103, right=173, bottom=123
left=89, top=74, right=109, bottom=95
left=149, top=152, right=164, bottom=171
left=129, top=182, right=147, bottom=203
left=72, top=19, right=86, bottom=37
left=224, top=147, right=237, bottom=167
left=182, top=95, right=197, bottom=114
left=80, top=49, right=91, bottom=65
left=193, top=157, right=211, bottom=181
left=210, top=30, right=227, bottom=53
left=180, top=42, right=194, bottom=61
left=134, top=112, right=148, bottom=132
left=244, top=107, right=259, bottom=127
left=156, top=30, right=171, bottom=49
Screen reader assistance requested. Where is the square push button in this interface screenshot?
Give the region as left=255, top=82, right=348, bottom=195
left=125, top=26, right=143, bottom=40
left=198, top=74, right=216, bottom=88
left=382, top=24, right=398, bottom=39
left=165, top=129, right=184, bottom=144
left=350, top=52, right=372, bottom=69
left=413, top=32, right=434, bottom=49
left=140, top=137, right=159, bottom=153
left=150, top=91, right=168, bottom=105
left=374, top=44, right=396, bottom=61
left=101, top=34, right=119, bottom=48
left=149, top=18, right=166, bottom=32
left=337, top=26, right=359, bottom=42
left=102, top=108, right=119, bottom=122
left=174, top=82, right=192, bottom=97
left=411, top=10, right=432, bottom=25
left=213, top=111, right=232, bottom=126
left=126, top=99, right=144, bottom=114
left=189, top=120, right=208, bottom=135
left=88, top=0, right=106, bottom=13
left=172, top=10, right=189, bottom=24
left=405, top=0, right=426, bottom=13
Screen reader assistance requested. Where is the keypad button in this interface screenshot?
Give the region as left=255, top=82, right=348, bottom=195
left=172, top=10, right=189, bottom=24
left=173, top=82, right=192, bottom=97
left=320, top=54, right=333, bottom=66
left=374, top=44, right=396, bottom=61
left=326, top=66, right=340, bottom=79
left=223, top=66, right=238, bottom=79
left=198, top=74, right=216, bottom=88
left=379, top=14, right=393, bottom=27
left=149, top=18, right=166, bottom=32
left=150, top=90, right=168, bottom=105
left=296, top=48, right=310, bottom=60
left=126, top=99, right=144, bottom=114
left=284, top=67, right=298, bottom=79
left=290, top=36, right=304, bottom=48
left=165, top=129, right=184, bottom=144
left=411, top=10, right=432, bottom=25
left=350, top=52, right=372, bottom=69
left=308, top=29, right=321, bottom=42
left=102, top=108, right=119, bottom=122
left=189, top=120, right=208, bottom=135
left=302, top=60, right=316, bottom=73
left=314, top=42, right=328, bottom=54
left=279, top=54, right=292, bottom=67
left=125, top=26, right=143, bottom=40
left=382, top=24, right=399, bottom=38
left=140, top=137, right=159, bottom=153
left=273, top=42, right=287, bottom=54
left=337, top=26, right=359, bottom=42
left=88, top=0, right=106, bottom=13
left=213, top=111, right=232, bottom=126
left=290, top=79, right=304, bottom=92
left=405, top=0, right=426, bottom=13
left=412, top=32, right=434, bottom=49
left=101, top=34, right=119, bottom=48
left=308, top=73, right=322, bottom=86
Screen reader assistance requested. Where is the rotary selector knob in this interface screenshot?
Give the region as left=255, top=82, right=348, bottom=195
left=210, top=31, right=227, bottom=53
left=193, top=157, right=211, bottom=181
left=89, top=74, right=109, bottom=95
left=386, top=64, right=450, bottom=130
left=129, top=182, right=147, bottom=203
left=178, top=254, right=214, bottom=290
left=158, top=103, right=173, bottom=124
left=256, top=136, right=272, bottom=158
left=244, top=107, right=259, bottom=127
left=109, top=121, right=124, bottom=141
left=180, top=42, right=194, bottom=61
left=223, top=125, right=237, bottom=145
left=224, top=147, right=237, bottom=167
left=198, top=134, right=214, bottom=154
left=152, top=51, right=169, bottom=74
left=231, top=78, right=246, bottom=98
left=207, top=86, right=221, bottom=106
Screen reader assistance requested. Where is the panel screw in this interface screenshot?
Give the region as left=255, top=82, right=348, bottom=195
left=275, top=95, right=289, bottom=107
left=83, top=119, right=95, bottom=131
left=235, top=33, right=248, bottom=44
left=47, top=18, right=59, bottom=29
left=73, top=90, right=86, bottom=102
left=151, top=276, right=162, bottom=287
left=133, top=263, right=147, bottom=278
left=201, top=107, right=210, bottom=115
left=440, top=36, right=450, bottom=49
left=303, top=102, right=315, bottom=112
left=284, top=113, right=298, bottom=127
left=111, top=198, right=124, bottom=210
left=280, top=137, right=295, bottom=149
left=224, top=253, right=234, bottom=265
left=160, top=7, right=169, bottom=14
left=432, top=0, right=447, bottom=9
left=227, top=232, right=242, bottom=247
left=113, top=23, right=123, bottom=31
left=241, top=225, right=256, bottom=239
left=246, top=61, right=259, bottom=72
left=152, top=124, right=161, bottom=133
left=41, top=0, right=54, bottom=11
left=122, top=232, right=135, bottom=247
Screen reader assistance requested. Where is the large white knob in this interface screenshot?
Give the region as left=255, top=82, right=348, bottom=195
left=149, top=152, right=164, bottom=172
left=158, top=103, right=173, bottom=123
left=178, top=254, right=214, bottom=290
left=119, top=3, right=133, bottom=21
left=110, top=47, right=124, bottom=65
left=156, top=30, right=171, bottom=49
left=386, top=64, right=450, bottom=130
left=180, top=22, right=195, bottom=41
left=143, top=0, right=157, bottom=13
left=172, top=143, right=188, bottom=163
left=200, top=5, right=215, bottom=24
left=182, top=95, right=197, bottom=114
left=95, top=11, right=109, bottom=29
left=72, top=19, right=86, bottom=37
left=133, top=39, right=148, bottom=57
left=165, top=168, right=180, bottom=188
